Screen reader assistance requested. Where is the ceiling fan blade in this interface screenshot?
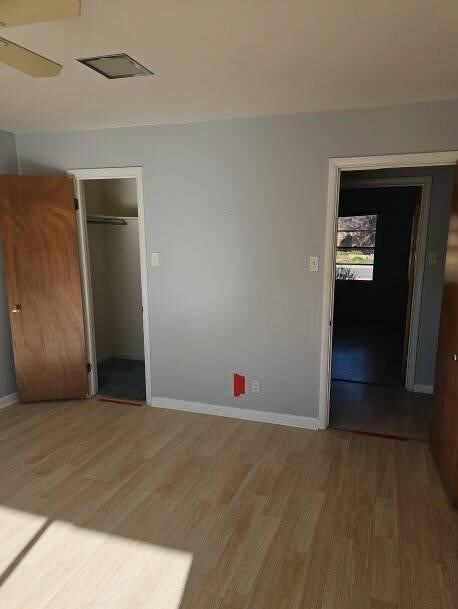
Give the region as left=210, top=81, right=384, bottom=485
left=0, top=0, right=80, bottom=28
left=0, top=38, right=62, bottom=77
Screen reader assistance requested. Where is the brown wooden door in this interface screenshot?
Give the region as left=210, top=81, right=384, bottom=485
left=430, top=164, right=458, bottom=505
left=0, top=176, right=88, bottom=402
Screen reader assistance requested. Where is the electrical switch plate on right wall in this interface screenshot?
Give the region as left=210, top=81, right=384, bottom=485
left=309, top=256, right=319, bottom=272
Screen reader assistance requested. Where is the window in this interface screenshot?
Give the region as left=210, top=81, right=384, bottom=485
left=336, top=214, right=377, bottom=281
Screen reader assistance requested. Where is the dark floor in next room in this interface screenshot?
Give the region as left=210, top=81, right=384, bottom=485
left=330, top=319, right=432, bottom=440
left=97, top=358, right=146, bottom=402
left=332, top=320, right=404, bottom=386
left=330, top=380, right=433, bottom=440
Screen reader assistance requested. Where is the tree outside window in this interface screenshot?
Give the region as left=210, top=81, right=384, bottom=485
left=336, top=214, right=377, bottom=281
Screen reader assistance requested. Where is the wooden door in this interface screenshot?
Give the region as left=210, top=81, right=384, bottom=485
left=0, top=176, right=88, bottom=402
left=430, top=164, right=458, bottom=505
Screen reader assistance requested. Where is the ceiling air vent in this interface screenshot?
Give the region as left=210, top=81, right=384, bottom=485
left=77, top=53, right=153, bottom=79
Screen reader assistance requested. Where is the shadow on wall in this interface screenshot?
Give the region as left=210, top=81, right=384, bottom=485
left=15, top=160, right=67, bottom=176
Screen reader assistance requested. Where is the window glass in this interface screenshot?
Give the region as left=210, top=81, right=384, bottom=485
left=336, top=214, right=377, bottom=281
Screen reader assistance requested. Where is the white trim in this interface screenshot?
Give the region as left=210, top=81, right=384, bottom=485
left=320, top=151, right=458, bottom=430
left=413, top=384, right=434, bottom=394
left=151, top=397, right=320, bottom=430
left=72, top=177, right=98, bottom=396
left=67, top=167, right=152, bottom=406
left=340, top=176, right=432, bottom=391
left=329, top=151, right=458, bottom=171
left=0, top=392, right=18, bottom=410
left=319, top=161, right=340, bottom=429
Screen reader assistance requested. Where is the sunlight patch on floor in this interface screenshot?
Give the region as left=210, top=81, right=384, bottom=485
left=0, top=505, right=48, bottom=574
left=0, top=506, right=193, bottom=609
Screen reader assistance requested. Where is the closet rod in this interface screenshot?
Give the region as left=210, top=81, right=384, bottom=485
left=87, top=215, right=127, bottom=226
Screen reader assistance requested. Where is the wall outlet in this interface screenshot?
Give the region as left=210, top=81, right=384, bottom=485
left=309, top=256, right=319, bottom=272
left=151, top=252, right=160, bottom=267
left=251, top=380, right=261, bottom=393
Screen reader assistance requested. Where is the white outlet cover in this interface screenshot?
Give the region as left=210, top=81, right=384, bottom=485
left=251, top=380, right=261, bottom=393
left=151, top=252, right=160, bottom=267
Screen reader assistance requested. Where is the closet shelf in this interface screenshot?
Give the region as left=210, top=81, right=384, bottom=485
left=87, top=215, right=128, bottom=226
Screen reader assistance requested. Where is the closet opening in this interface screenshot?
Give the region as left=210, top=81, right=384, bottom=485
left=69, top=168, right=151, bottom=405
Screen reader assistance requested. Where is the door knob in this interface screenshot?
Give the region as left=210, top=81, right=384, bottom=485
left=452, top=354, right=458, bottom=363
left=11, top=304, right=22, bottom=313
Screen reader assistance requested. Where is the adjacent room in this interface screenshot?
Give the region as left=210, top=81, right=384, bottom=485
left=1, top=2, right=458, bottom=608
left=329, top=166, right=455, bottom=440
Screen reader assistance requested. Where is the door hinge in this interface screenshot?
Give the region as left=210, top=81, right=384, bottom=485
left=74, top=198, right=79, bottom=210
left=87, top=362, right=92, bottom=373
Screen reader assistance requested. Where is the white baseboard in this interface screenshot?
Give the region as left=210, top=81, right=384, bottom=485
left=0, top=392, right=18, bottom=410
left=413, top=384, right=434, bottom=395
left=150, top=397, right=320, bottom=430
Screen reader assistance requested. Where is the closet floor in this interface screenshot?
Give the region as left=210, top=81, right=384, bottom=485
left=97, top=358, right=146, bottom=402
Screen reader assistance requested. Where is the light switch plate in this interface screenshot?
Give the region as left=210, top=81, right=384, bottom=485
left=309, top=256, right=319, bottom=272
left=151, top=252, right=160, bottom=267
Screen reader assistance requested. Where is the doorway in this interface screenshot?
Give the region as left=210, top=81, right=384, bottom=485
left=329, top=180, right=432, bottom=438
left=69, top=168, right=152, bottom=405
left=320, top=152, right=458, bottom=437
left=332, top=185, right=418, bottom=383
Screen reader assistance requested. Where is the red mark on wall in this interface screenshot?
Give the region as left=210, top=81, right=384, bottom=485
left=233, top=373, right=246, bottom=397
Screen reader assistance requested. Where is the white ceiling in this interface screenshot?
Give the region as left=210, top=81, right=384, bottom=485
left=2, top=0, right=458, bottom=133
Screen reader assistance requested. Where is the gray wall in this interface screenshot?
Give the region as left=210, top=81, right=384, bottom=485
left=0, top=130, right=17, bottom=398
left=15, top=99, right=458, bottom=419
left=342, top=166, right=455, bottom=387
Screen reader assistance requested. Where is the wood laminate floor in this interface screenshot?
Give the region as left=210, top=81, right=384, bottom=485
left=0, top=398, right=457, bottom=609
left=330, top=381, right=433, bottom=441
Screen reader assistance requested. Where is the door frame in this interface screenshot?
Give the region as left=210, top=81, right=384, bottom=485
left=319, top=151, right=458, bottom=429
left=67, top=167, right=152, bottom=406
left=339, top=175, right=432, bottom=392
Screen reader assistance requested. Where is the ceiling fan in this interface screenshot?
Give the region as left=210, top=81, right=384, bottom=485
left=0, top=0, right=80, bottom=77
